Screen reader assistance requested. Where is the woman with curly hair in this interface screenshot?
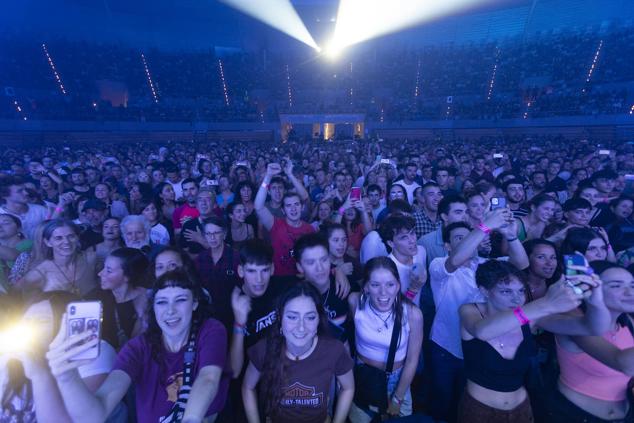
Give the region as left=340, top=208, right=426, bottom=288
left=242, top=281, right=354, bottom=423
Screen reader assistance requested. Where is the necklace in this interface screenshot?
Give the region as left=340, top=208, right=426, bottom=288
left=52, top=255, right=79, bottom=295
left=368, top=303, right=394, bottom=333
left=287, top=336, right=318, bottom=361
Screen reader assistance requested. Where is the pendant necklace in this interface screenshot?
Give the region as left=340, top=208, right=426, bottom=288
left=52, top=256, right=79, bottom=295
left=369, top=303, right=393, bottom=333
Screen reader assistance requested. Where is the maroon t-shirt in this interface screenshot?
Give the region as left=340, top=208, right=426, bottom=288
left=248, top=337, right=353, bottom=423
left=270, top=217, right=314, bottom=276
left=113, top=319, right=230, bottom=423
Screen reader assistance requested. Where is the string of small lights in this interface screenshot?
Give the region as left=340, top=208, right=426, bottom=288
left=42, top=43, right=67, bottom=95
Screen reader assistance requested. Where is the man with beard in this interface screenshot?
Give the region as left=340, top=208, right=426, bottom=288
left=503, top=179, right=528, bottom=218
left=255, top=163, right=314, bottom=276
left=120, top=214, right=156, bottom=256
left=179, top=188, right=219, bottom=256
left=413, top=182, right=443, bottom=238
left=172, top=178, right=200, bottom=236
left=526, top=170, right=547, bottom=200
left=394, top=162, right=421, bottom=205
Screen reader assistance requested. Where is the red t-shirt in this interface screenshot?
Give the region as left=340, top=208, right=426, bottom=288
left=172, top=203, right=200, bottom=230
left=270, top=217, right=314, bottom=276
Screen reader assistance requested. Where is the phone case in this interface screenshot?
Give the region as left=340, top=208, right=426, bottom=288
left=66, top=301, right=102, bottom=361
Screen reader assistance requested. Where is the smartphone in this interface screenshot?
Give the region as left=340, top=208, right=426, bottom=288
left=66, top=301, right=102, bottom=361
left=380, top=159, right=392, bottom=165
left=493, top=153, right=503, bottom=159
left=599, top=149, right=610, bottom=155
left=490, top=197, right=506, bottom=210
left=350, top=187, right=362, bottom=201
left=564, top=253, right=585, bottom=277
left=236, top=161, right=248, bottom=167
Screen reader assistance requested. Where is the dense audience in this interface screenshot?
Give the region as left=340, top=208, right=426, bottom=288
left=0, top=134, right=633, bottom=423
left=2, top=25, right=634, bottom=123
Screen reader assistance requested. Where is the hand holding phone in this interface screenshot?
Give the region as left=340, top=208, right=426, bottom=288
left=65, top=301, right=102, bottom=361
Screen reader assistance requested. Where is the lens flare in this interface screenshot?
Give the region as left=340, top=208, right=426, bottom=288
left=0, top=322, right=37, bottom=354
left=219, top=0, right=320, bottom=51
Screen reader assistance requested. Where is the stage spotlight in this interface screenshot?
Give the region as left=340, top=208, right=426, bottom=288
left=329, top=0, right=491, bottom=52
left=219, top=0, right=320, bottom=51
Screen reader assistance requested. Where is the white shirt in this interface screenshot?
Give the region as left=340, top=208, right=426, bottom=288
left=360, top=230, right=388, bottom=265
left=429, top=256, right=488, bottom=359
left=388, top=248, right=427, bottom=306
left=150, top=222, right=171, bottom=245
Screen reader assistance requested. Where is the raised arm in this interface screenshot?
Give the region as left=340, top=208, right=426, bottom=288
left=283, top=159, right=309, bottom=203
left=47, top=323, right=131, bottom=423
left=499, top=219, right=529, bottom=270
left=254, top=163, right=280, bottom=231
left=460, top=280, right=584, bottom=341
left=538, top=271, right=610, bottom=336
left=445, top=208, right=510, bottom=273
left=229, top=287, right=251, bottom=378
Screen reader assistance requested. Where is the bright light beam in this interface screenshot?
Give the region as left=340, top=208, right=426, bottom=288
left=219, top=0, right=319, bottom=51
left=331, top=0, right=492, bottom=52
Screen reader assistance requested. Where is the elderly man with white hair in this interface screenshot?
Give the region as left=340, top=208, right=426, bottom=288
left=120, top=214, right=152, bottom=252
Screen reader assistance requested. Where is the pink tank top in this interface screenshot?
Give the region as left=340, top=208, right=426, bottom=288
left=557, top=326, right=634, bottom=401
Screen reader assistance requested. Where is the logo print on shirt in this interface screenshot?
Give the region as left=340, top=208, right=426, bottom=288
left=254, top=310, right=277, bottom=333
left=281, top=382, right=323, bottom=408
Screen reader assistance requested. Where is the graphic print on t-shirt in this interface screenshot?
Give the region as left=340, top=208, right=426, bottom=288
left=280, top=382, right=324, bottom=408
left=253, top=310, right=277, bottom=334
left=165, top=371, right=183, bottom=403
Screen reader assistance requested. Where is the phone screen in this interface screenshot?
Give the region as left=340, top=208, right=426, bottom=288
left=350, top=187, right=361, bottom=201
left=564, top=254, right=585, bottom=277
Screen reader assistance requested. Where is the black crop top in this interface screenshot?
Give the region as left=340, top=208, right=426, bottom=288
left=462, top=323, right=535, bottom=392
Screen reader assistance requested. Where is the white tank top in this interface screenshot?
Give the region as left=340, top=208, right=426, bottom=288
left=354, top=302, right=410, bottom=363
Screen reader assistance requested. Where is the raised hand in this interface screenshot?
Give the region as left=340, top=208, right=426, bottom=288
left=231, top=287, right=252, bottom=326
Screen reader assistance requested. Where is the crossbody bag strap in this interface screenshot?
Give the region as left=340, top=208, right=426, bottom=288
left=385, top=308, right=402, bottom=374
left=159, top=320, right=199, bottom=423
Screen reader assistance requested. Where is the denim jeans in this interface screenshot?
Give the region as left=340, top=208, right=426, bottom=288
left=429, top=341, right=465, bottom=423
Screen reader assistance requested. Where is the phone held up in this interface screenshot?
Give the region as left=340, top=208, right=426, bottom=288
left=66, top=301, right=102, bottom=361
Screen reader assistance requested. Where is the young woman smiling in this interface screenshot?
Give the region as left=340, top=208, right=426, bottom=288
left=48, top=269, right=230, bottom=423
left=242, top=282, right=355, bottom=423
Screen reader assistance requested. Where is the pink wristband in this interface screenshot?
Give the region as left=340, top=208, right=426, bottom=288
left=478, top=223, right=492, bottom=234
left=513, top=306, right=530, bottom=325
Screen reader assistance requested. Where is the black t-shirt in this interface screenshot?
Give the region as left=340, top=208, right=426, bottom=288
left=179, top=217, right=205, bottom=255
left=320, top=276, right=350, bottom=342
left=243, top=276, right=295, bottom=349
